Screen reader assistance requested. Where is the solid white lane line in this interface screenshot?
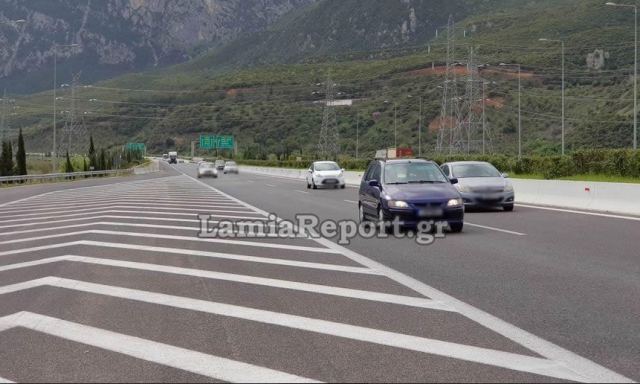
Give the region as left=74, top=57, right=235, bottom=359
left=517, top=203, right=640, bottom=222
left=0, top=279, right=590, bottom=382
left=0, top=376, right=13, bottom=383
left=0, top=230, right=336, bottom=253
left=191, top=174, right=632, bottom=383
left=0, top=205, right=259, bottom=219
left=0, top=256, right=451, bottom=311
left=0, top=311, right=316, bottom=383
left=0, top=241, right=375, bottom=275
left=465, top=223, right=526, bottom=236
left=1, top=210, right=267, bottom=224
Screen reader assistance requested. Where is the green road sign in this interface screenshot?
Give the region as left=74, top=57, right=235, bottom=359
left=199, top=135, right=234, bottom=150
left=125, top=143, right=146, bottom=151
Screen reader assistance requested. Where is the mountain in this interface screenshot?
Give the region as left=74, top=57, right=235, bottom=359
left=7, top=0, right=639, bottom=157
left=0, top=0, right=314, bottom=93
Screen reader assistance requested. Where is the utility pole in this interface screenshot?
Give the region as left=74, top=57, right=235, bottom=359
left=499, top=63, right=522, bottom=158
left=0, top=89, right=6, bottom=143
left=355, top=113, right=359, bottom=160
left=606, top=2, right=637, bottom=150
left=482, top=82, right=486, bottom=155
left=539, top=38, right=565, bottom=155
left=52, top=43, right=79, bottom=172
left=318, top=73, right=339, bottom=159
left=394, top=102, right=397, bottom=148
left=418, top=96, right=423, bottom=157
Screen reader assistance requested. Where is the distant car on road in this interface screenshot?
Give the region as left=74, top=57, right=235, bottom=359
left=306, top=161, right=346, bottom=189
left=197, top=162, right=218, bottom=178
left=223, top=161, right=239, bottom=174
left=168, top=151, right=178, bottom=164
left=215, top=159, right=226, bottom=170
left=440, top=161, right=514, bottom=211
left=359, top=158, right=464, bottom=232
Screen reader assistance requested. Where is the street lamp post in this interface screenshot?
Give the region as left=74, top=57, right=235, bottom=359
left=500, top=63, right=523, bottom=158
left=606, top=2, right=638, bottom=150
left=52, top=43, right=79, bottom=172
left=0, top=19, right=26, bottom=142
left=539, top=38, right=566, bottom=155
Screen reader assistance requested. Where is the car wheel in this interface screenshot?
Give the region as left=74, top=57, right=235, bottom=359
left=312, top=180, right=318, bottom=189
left=377, top=206, right=391, bottom=234
left=449, top=222, right=464, bottom=233
left=359, top=204, right=367, bottom=223
left=340, top=184, right=346, bottom=189
left=503, top=204, right=514, bottom=212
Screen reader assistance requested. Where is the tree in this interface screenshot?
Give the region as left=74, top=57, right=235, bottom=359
left=64, top=151, right=74, bottom=173
left=16, top=128, right=27, bottom=176
left=88, top=135, right=96, bottom=170
left=0, top=140, right=14, bottom=177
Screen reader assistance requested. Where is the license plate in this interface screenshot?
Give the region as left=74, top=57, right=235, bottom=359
left=418, top=208, right=443, bottom=217
left=481, top=193, right=501, bottom=200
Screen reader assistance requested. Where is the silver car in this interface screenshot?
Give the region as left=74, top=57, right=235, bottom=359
left=197, top=162, right=218, bottom=178
left=223, top=161, right=239, bottom=174
left=440, top=161, right=514, bottom=211
left=306, top=161, right=346, bottom=189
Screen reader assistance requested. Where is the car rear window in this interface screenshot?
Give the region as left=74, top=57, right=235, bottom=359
left=453, top=164, right=501, bottom=178
left=384, top=162, right=448, bottom=184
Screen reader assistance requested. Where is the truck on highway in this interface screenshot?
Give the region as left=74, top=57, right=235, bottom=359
left=168, top=151, right=178, bottom=164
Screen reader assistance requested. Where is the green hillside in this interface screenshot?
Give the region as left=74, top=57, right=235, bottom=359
left=5, top=0, right=639, bottom=160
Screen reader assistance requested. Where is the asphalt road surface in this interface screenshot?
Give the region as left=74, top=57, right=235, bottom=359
left=0, top=162, right=637, bottom=382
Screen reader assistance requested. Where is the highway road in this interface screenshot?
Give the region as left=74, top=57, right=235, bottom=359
left=0, top=161, right=637, bottom=382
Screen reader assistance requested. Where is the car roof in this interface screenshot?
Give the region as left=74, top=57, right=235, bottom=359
left=378, top=158, right=435, bottom=164
left=314, top=161, right=338, bottom=164
left=444, top=161, right=493, bottom=166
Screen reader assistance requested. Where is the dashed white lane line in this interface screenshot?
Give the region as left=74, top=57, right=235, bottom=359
left=0, top=256, right=451, bottom=311
left=465, top=223, right=526, bottom=236
left=0, top=376, right=13, bottom=383
left=517, top=203, right=640, bottom=222
left=344, top=200, right=358, bottom=204
left=182, top=173, right=631, bottom=383
left=0, top=279, right=590, bottom=382
left=265, top=184, right=276, bottom=187
left=294, top=190, right=309, bottom=194
left=0, top=311, right=316, bottom=383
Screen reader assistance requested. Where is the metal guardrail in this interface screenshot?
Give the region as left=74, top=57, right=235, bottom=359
left=0, top=169, right=133, bottom=185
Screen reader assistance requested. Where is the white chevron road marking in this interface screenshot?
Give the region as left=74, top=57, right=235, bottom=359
left=0, top=279, right=592, bottom=382
left=0, top=256, right=447, bottom=311
left=0, top=311, right=317, bottom=383
left=0, top=241, right=377, bottom=275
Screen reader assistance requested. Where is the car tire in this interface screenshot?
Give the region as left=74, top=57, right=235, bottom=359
left=377, top=207, right=391, bottom=234
left=340, top=184, right=346, bottom=189
left=306, top=181, right=311, bottom=189
left=312, top=181, right=318, bottom=189
left=449, top=222, right=464, bottom=233
left=503, top=204, right=514, bottom=212
left=359, top=204, right=367, bottom=223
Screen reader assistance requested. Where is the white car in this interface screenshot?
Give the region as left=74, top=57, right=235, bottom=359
left=306, top=161, right=346, bottom=189
left=223, top=161, right=239, bottom=174
left=197, top=162, right=218, bottom=178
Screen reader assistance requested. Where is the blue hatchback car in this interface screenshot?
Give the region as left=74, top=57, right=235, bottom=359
left=358, top=158, right=465, bottom=232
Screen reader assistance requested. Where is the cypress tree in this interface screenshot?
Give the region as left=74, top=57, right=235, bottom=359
left=88, top=135, right=96, bottom=170
left=0, top=140, right=14, bottom=177
left=64, top=151, right=74, bottom=173
left=16, top=128, right=27, bottom=176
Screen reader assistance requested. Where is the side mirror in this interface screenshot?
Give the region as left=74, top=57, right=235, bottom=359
left=502, top=173, right=509, bottom=178
left=449, top=178, right=459, bottom=185
left=368, top=179, right=380, bottom=187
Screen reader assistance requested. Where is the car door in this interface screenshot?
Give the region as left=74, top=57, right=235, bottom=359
left=361, top=162, right=381, bottom=215
left=359, top=162, right=375, bottom=213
